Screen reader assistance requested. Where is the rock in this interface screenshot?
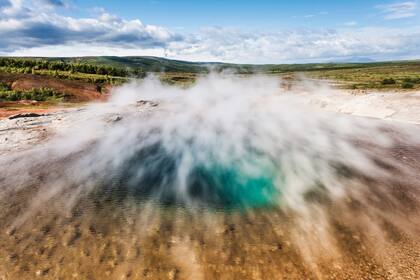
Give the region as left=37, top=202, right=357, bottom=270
left=35, top=268, right=50, bottom=276
left=6, top=227, right=16, bottom=236
left=105, top=114, right=123, bottom=123
left=168, top=268, right=179, bottom=280
left=121, top=270, right=132, bottom=279
left=136, top=100, right=159, bottom=107
left=112, top=116, right=122, bottom=122
left=62, top=228, right=81, bottom=246
left=111, top=115, right=122, bottom=122
left=224, top=224, right=235, bottom=234
left=7, top=253, right=18, bottom=261
left=126, top=246, right=140, bottom=260
left=9, top=113, right=44, bottom=120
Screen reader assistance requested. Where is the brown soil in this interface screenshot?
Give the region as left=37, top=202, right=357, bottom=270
left=0, top=183, right=418, bottom=280
left=0, top=73, right=109, bottom=102
left=0, top=139, right=419, bottom=279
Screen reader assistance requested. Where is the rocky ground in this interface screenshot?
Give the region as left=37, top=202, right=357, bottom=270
left=0, top=108, right=83, bottom=154
left=0, top=89, right=419, bottom=280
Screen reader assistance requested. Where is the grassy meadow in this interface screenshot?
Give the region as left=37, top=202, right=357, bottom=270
left=0, top=57, right=419, bottom=103
left=306, top=62, right=420, bottom=90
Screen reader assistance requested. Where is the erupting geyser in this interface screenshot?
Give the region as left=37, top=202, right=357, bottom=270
left=0, top=74, right=419, bottom=279
left=1, top=74, right=419, bottom=213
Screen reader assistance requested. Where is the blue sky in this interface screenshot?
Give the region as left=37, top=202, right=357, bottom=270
left=0, top=0, right=419, bottom=63
left=71, top=0, right=418, bottom=30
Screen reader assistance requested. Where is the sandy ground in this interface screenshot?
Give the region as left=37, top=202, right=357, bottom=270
left=0, top=89, right=419, bottom=279
left=0, top=188, right=418, bottom=280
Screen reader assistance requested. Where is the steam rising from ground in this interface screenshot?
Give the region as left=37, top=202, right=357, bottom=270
left=0, top=74, right=419, bottom=277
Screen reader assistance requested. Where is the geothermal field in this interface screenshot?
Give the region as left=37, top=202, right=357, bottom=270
left=0, top=75, right=419, bottom=279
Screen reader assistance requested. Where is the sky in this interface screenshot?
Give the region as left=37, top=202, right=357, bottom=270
left=0, top=0, right=419, bottom=63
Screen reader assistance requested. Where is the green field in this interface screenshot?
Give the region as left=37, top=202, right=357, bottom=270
left=306, top=62, right=420, bottom=90
left=0, top=56, right=419, bottom=100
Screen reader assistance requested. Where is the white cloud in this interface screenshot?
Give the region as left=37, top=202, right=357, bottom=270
left=7, top=43, right=167, bottom=57
left=164, top=27, right=420, bottom=63
left=0, top=2, right=179, bottom=53
left=1, top=1, right=420, bottom=63
left=376, top=1, right=417, bottom=19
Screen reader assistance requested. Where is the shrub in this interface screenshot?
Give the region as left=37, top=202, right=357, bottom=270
left=0, top=87, right=64, bottom=101
left=8, top=92, right=20, bottom=101
left=403, top=77, right=420, bottom=84
left=401, top=82, right=414, bottom=89
left=0, top=57, right=135, bottom=77
left=0, top=82, right=10, bottom=91
left=381, top=78, right=396, bottom=85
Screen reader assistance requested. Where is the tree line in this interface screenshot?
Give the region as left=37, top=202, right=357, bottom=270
left=0, top=57, right=144, bottom=77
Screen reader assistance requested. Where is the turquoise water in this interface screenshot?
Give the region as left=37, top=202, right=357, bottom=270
left=190, top=160, right=279, bottom=209
left=100, top=143, right=280, bottom=210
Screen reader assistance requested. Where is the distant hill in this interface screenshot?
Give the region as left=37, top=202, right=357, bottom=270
left=56, top=56, right=213, bottom=73
left=50, top=56, right=420, bottom=74
left=4, top=56, right=420, bottom=74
